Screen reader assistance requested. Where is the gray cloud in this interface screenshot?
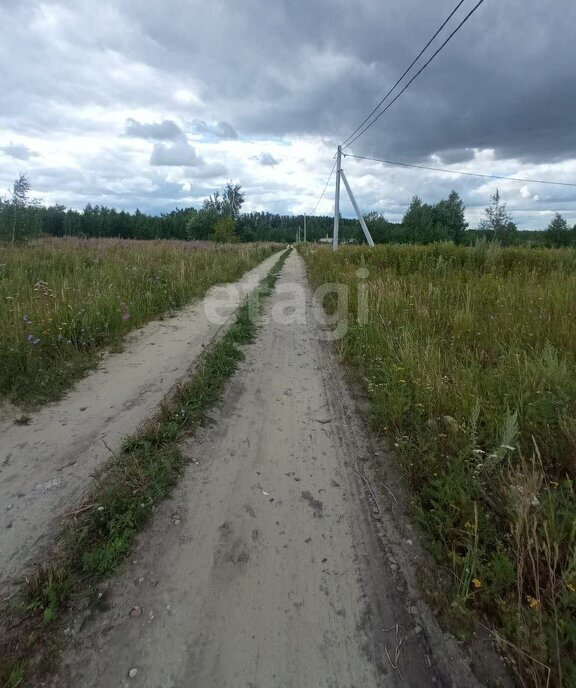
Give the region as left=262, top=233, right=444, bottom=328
left=255, top=152, right=279, bottom=166
left=149, top=140, right=226, bottom=178
left=125, top=118, right=185, bottom=141
left=1, top=143, right=38, bottom=160
left=190, top=120, right=238, bottom=140
left=150, top=141, right=202, bottom=166
left=434, top=149, right=476, bottom=166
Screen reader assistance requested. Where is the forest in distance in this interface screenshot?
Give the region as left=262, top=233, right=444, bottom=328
left=1, top=174, right=576, bottom=248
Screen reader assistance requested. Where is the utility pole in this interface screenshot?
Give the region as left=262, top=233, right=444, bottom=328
left=333, top=145, right=342, bottom=251
left=331, top=148, right=375, bottom=249
left=340, top=170, right=375, bottom=247
left=303, top=214, right=307, bottom=242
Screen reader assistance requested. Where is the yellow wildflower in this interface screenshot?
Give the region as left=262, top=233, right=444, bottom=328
left=472, top=578, right=481, bottom=589
left=527, top=596, right=540, bottom=609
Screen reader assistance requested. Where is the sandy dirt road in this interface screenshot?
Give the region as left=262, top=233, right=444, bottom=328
left=0, top=251, right=282, bottom=587
left=56, top=251, right=481, bottom=688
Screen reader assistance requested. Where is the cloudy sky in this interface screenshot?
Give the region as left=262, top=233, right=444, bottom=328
left=0, top=0, right=575, bottom=228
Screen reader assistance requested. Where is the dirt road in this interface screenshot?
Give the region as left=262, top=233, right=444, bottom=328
left=57, top=251, right=481, bottom=687
left=0, top=251, right=282, bottom=587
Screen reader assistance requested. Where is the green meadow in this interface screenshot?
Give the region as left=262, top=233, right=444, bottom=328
left=300, top=242, right=576, bottom=687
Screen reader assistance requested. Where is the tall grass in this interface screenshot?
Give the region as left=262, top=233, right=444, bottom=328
left=0, top=238, right=278, bottom=406
left=300, top=242, right=576, bottom=687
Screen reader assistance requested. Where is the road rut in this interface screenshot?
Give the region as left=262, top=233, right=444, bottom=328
left=56, top=250, right=481, bottom=688
left=0, top=251, right=282, bottom=587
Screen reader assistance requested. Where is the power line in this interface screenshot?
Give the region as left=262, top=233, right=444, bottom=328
left=343, top=152, right=576, bottom=188
left=342, top=0, right=487, bottom=151
left=310, top=158, right=337, bottom=215
left=341, top=0, right=467, bottom=149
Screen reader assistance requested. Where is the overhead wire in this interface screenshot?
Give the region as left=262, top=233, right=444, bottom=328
left=340, top=0, right=467, bottom=149
left=342, top=152, right=576, bottom=188
left=315, top=0, right=571, bottom=219
left=310, top=158, right=337, bottom=215
left=342, top=0, right=487, bottom=150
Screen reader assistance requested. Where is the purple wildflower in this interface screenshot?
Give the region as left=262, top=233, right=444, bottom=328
left=120, top=303, right=130, bottom=321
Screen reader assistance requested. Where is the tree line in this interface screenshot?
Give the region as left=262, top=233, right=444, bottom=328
left=1, top=174, right=575, bottom=248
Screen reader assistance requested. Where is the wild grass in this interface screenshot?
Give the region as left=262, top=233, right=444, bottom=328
left=300, top=241, right=576, bottom=687
left=0, top=237, right=278, bottom=406
left=0, top=248, right=291, bottom=688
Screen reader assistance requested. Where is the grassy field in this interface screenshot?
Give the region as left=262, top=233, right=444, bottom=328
left=300, top=242, right=576, bottom=687
left=0, top=238, right=278, bottom=406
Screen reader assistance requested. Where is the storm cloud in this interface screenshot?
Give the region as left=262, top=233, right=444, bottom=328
left=0, top=0, right=575, bottom=227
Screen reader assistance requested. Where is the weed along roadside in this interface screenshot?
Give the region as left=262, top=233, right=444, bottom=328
left=298, top=242, right=576, bottom=688
left=0, top=248, right=291, bottom=688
